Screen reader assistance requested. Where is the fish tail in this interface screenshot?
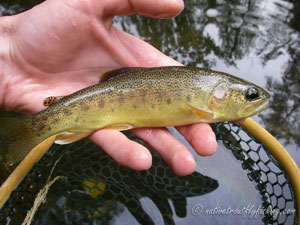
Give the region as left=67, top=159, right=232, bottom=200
left=0, top=110, right=52, bottom=167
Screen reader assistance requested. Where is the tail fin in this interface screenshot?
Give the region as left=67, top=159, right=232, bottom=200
left=0, top=110, right=52, bottom=167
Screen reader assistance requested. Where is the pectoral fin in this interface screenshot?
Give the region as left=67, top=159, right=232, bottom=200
left=99, top=67, right=141, bottom=83
left=187, top=104, right=215, bottom=121
left=54, top=131, right=92, bottom=145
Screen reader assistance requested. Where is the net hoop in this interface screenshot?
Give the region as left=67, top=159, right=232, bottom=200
left=241, top=118, right=300, bottom=224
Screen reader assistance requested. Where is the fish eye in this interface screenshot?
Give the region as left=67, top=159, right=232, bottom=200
left=245, top=87, right=260, bottom=101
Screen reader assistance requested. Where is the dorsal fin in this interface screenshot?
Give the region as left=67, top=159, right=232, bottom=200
left=43, top=96, right=63, bottom=107
left=99, top=67, right=141, bottom=83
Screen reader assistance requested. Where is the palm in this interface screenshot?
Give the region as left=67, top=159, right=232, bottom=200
left=1, top=0, right=217, bottom=175
left=7, top=0, right=179, bottom=112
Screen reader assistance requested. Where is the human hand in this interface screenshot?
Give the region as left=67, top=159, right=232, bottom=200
left=0, top=0, right=217, bottom=176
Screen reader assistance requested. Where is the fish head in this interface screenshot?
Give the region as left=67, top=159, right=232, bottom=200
left=207, top=79, right=270, bottom=121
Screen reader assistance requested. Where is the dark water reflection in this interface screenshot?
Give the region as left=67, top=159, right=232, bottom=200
left=257, top=1, right=300, bottom=148
left=114, top=0, right=261, bottom=67
left=1, top=0, right=299, bottom=151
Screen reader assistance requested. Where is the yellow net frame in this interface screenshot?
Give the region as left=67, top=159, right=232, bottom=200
left=241, top=118, right=300, bottom=224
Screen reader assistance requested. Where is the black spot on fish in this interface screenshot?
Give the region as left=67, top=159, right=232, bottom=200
left=62, top=109, right=72, bottom=116
left=52, top=118, right=59, bottom=124
left=87, top=96, right=94, bottom=102
left=186, top=95, right=191, bottom=102
left=38, top=124, right=45, bottom=131
left=140, top=90, right=147, bottom=101
left=109, top=99, right=114, bottom=105
left=166, top=99, right=171, bottom=104
left=118, top=93, right=125, bottom=104
left=174, top=89, right=182, bottom=99
left=82, top=105, right=89, bottom=111
left=156, top=91, right=162, bottom=100
left=31, top=120, right=37, bottom=127
left=40, top=115, right=48, bottom=121
left=69, top=102, right=76, bottom=108
left=98, top=99, right=105, bottom=108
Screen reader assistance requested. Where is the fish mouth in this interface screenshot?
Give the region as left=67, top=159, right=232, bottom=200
left=243, top=99, right=269, bottom=117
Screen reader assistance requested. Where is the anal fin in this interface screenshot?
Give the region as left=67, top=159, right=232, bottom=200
left=55, top=131, right=92, bottom=145
left=54, top=125, right=133, bottom=145
left=103, top=124, right=133, bottom=131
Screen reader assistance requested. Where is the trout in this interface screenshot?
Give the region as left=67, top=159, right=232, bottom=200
left=0, top=66, right=270, bottom=166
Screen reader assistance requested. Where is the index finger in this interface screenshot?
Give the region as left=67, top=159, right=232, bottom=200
left=103, top=0, right=184, bottom=18
left=176, top=123, right=217, bottom=156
